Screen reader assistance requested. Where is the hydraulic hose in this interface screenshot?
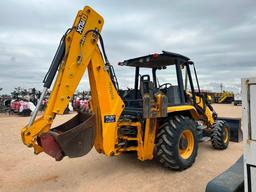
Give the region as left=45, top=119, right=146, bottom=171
left=80, top=30, right=119, bottom=90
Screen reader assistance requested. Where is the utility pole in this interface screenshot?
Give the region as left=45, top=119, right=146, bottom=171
left=220, top=83, right=223, bottom=93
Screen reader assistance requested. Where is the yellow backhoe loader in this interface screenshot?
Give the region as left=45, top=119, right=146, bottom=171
left=21, top=6, right=230, bottom=170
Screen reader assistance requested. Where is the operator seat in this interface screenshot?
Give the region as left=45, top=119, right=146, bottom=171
left=120, top=76, right=153, bottom=119
left=140, top=75, right=154, bottom=96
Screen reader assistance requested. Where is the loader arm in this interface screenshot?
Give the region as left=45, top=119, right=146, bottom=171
left=21, top=6, right=124, bottom=159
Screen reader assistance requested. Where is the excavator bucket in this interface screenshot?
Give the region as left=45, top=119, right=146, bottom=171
left=39, top=112, right=96, bottom=161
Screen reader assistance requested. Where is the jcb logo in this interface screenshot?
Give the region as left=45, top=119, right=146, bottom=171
left=76, top=18, right=86, bottom=34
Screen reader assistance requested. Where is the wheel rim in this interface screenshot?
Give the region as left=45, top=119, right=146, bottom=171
left=178, top=130, right=194, bottom=160
left=223, top=127, right=229, bottom=143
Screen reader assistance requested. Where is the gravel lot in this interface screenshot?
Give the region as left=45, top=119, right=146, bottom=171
left=0, top=104, right=243, bottom=192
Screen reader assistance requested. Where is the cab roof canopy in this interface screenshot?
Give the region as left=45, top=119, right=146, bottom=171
left=118, top=51, right=191, bottom=69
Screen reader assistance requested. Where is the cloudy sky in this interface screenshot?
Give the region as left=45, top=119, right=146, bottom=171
left=0, top=0, right=256, bottom=94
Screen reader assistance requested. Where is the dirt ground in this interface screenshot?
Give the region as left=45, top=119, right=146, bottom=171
left=0, top=104, right=243, bottom=192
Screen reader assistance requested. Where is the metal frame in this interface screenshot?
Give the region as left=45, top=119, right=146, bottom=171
left=126, top=56, right=202, bottom=107
left=175, top=61, right=186, bottom=104
left=134, top=67, right=139, bottom=99
left=186, top=63, right=197, bottom=105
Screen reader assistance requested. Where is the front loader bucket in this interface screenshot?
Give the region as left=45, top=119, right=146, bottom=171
left=219, top=117, right=242, bottom=142
left=39, top=112, right=96, bottom=160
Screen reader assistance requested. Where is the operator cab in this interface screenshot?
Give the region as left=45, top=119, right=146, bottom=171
left=119, top=51, right=202, bottom=117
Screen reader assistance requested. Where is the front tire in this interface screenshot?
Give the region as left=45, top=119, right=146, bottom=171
left=156, top=115, right=198, bottom=171
left=211, top=120, right=229, bottom=150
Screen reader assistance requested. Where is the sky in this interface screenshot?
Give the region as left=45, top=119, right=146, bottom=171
left=0, top=0, right=256, bottom=94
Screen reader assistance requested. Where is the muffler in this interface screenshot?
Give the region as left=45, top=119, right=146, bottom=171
left=39, top=112, right=96, bottom=161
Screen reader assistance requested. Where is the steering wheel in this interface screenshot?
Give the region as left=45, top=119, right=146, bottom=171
left=159, top=83, right=172, bottom=89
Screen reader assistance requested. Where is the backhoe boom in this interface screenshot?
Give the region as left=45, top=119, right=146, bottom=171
left=21, top=6, right=124, bottom=159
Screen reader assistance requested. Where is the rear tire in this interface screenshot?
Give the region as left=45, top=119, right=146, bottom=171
left=156, top=115, right=198, bottom=171
left=211, top=120, right=229, bottom=150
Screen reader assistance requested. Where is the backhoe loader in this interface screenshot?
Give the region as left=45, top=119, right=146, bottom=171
left=21, top=6, right=230, bottom=170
